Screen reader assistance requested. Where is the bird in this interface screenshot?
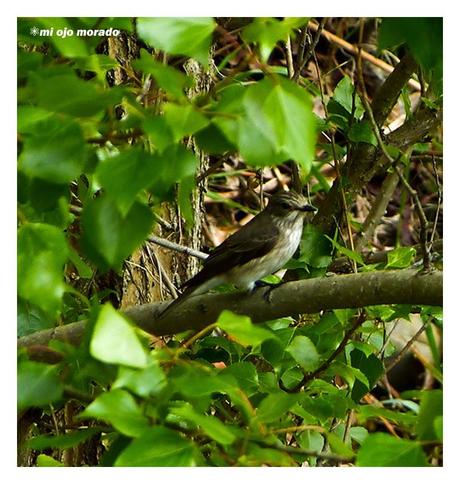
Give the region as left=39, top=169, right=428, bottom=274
left=159, top=190, right=317, bottom=318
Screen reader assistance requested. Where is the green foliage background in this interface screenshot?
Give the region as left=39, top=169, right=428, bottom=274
left=17, top=17, right=442, bottom=467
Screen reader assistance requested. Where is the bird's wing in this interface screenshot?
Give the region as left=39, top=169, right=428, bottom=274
left=183, top=213, right=279, bottom=290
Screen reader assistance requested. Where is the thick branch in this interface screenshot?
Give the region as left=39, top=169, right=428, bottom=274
left=18, top=269, right=442, bottom=353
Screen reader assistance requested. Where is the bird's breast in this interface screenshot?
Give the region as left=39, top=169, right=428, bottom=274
left=225, top=218, right=304, bottom=291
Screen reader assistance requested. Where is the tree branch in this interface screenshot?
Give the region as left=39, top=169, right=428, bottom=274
left=18, top=269, right=442, bottom=355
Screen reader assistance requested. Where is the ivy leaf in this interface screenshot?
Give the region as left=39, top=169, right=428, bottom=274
left=96, top=147, right=159, bottom=216
left=28, top=428, right=102, bottom=450
left=81, top=197, right=153, bottom=272
left=217, top=310, right=274, bottom=347
left=113, top=360, right=167, bottom=397
left=325, top=235, right=365, bottom=265
left=386, top=247, right=416, bottom=269
left=133, top=49, right=191, bottom=99
left=379, top=18, right=442, bottom=86
left=348, top=120, right=378, bottom=146
left=416, top=389, right=443, bottom=441
left=356, top=433, right=428, bottom=466
left=299, top=224, right=332, bottom=268
left=137, top=17, right=215, bottom=66
left=18, top=223, right=68, bottom=318
left=239, top=76, right=316, bottom=173
left=242, top=17, right=308, bottom=62
left=37, top=18, right=88, bottom=57
left=19, top=116, right=86, bottom=184
left=164, top=102, right=210, bottom=142
left=286, top=335, right=319, bottom=372
left=79, top=389, right=149, bottom=438
left=18, top=361, right=63, bottom=410
left=332, top=76, right=364, bottom=119
left=171, top=402, right=237, bottom=445
left=255, top=393, right=298, bottom=423
left=90, top=303, right=149, bottom=369
left=115, top=426, right=197, bottom=466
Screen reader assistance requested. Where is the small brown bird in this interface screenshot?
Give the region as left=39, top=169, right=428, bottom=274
left=160, top=190, right=317, bottom=317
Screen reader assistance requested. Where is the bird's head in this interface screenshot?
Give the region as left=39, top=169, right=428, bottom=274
left=266, top=191, right=317, bottom=221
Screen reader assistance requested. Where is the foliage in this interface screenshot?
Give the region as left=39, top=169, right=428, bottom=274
left=17, top=17, right=442, bottom=467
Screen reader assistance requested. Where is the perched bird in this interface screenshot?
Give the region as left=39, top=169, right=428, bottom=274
left=160, top=190, right=317, bottom=317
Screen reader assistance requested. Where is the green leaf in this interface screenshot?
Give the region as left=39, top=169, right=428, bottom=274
left=18, top=361, right=63, bottom=410
left=133, top=49, right=191, bottom=99
left=238, top=443, right=296, bottom=466
left=19, top=116, right=86, bottom=184
left=171, top=402, right=237, bottom=445
left=33, top=73, right=123, bottom=117
left=255, top=392, right=298, bottom=423
left=164, top=102, right=210, bottom=142
left=217, top=310, right=274, bottom=347
left=329, top=361, right=369, bottom=389
left=385, top=247, right=416, bottom=269
left=68, top=246, right=93, bottom=279
left=28, top=428, right=102, bottom=450
left=297, top=429, right=324, bottom=453
left=416, top=389, right=443, bottom=441
left=286, top=335, right=319, bottom=372
left=150, top=144, right=199, bottom=198
left=37, top=18, right=88, bottom=58
left=115, top=426, right=197, bottom=466
left=90, top=303, right=149, bottom=368
left=220, top=362, right=259, bottom=396
left=239, top=76, right=316, bottom=172
left=280, top=366, right=304, bottom=390
left=349, top=426, right=368, bottom=444
left=325, top=235, right=365, bottom=265
left=379, top=18, right=442, bottom=84
left=332, top=76, right=364, bottom=119
left=142, top=116, right=175, bottom=152
left=96, top=147, right=160, bottom=216
left=137, top=17, right=215, bottom=66
left=17, top=106, right=53, bottom=134
left=434, top=415, right=443, bottom=440
left=18, top=223, right=68, bottom=317
left=298, top=224, right=332, bottom=268
left=326, top=432, right=355, bottom=459
left=242, top=18, right=308, bottom=62
left=36, top=454, right=64, bottom=467
left=113, top=360, right=167, bottom=397
left=79, top=389, right=149, bottom=438
left=81, top=197, right=153, bottom=272
left=348, top=121, right=378, bottom=146
left=350, top=349, right=384, bottom=402
left=356, top=433, right=428, bottom=466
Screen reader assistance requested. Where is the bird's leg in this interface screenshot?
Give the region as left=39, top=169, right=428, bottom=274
left=255, top=280, right=282, bottom=303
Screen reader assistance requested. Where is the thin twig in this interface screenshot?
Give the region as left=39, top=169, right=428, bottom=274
left=385, top=322, right=427, bottom=372
left=285, top=35, right=295, bottom=79
left=148, top=235, right=208, bottom=260
left=395, top=166, right=431, bottom=271
left=283, top=312, right=367, bottom=393
left=293, top=18, right=327, bottom=82
left=429, top=157, right=442, bottom=249
left=308, top=19, right=421, bottom=91
left=254, top=439, right=354, bottom=464
left=354, top=159, right=400, bottom=253
left=145, top=243, right=179, bottom=299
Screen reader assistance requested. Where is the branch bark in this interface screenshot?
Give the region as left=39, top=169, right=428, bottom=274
left=18, top=269, right=442, bottom=354
left=313, top=53, right=441, bottom=235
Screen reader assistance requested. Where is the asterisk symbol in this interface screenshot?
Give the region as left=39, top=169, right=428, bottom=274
left=30, top=26, right=40, bottom=36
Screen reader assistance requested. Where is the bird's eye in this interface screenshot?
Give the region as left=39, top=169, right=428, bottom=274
left=281, top=202, right=290, bottom=209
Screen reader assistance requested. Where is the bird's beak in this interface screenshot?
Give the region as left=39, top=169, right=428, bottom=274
left=300, top=203, right=317, bottom=213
